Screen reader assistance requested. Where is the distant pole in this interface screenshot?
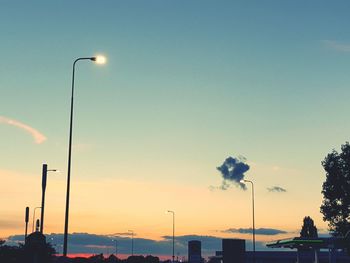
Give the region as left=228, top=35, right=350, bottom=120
left=36, top=219, right=40, bottom=232
left=112, top=239, right=117, bottom=259
left=167, top=210, right=175, bottom=263
left=40, top=164, right=57, bottom=234
left=49, top=237, right=58, bottom=255
left=115, top=239, right=117, bottom=258
left=63, top=56, right=106, bottom=257
left=25, top=207, right=29, bottom=243
left=128, top=230, right=134, bottom=255
left=32, top=207, right=41, bottom=233
left=243, top=179, right=255, bottom=262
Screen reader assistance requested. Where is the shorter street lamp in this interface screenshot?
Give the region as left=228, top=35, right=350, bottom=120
left=112, top=239, right=117, bottom=259
left=128, top=230, right=134, bottom=256
left=167, top=210, right=175, bottom=263
left=240, top=179, right=255, bottom=262
left=49, top=237, right=58, bottom=255
left=32, top=207, right=41, bottom=233
left=24, top=207, right=29, bottom=242
left=40, top=164, right=58, bottom=234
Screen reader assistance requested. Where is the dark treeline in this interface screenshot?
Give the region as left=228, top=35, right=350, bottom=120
left=0, top=241, right=163, bottom=263
left=57, top=255, right=161, bottom=263
left=0, top=241, right=55, bottom=262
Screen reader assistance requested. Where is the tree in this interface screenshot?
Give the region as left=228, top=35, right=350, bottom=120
left=145, top=255, right=159, bottom=263
left=300, top=216, right=318, bottom=238
left=320, top=142, right=350, bottom=237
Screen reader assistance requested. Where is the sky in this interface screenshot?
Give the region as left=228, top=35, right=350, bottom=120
left=1, top=0, right=350, bottom=257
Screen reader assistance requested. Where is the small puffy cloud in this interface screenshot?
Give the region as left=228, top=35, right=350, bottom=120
left=222, top=228, right=288, bottom=236
left=267, top=186, right=287, bottom=193
left=216, top=156, right=250, bottom=190
left=0, top=116, right=46, bottom=144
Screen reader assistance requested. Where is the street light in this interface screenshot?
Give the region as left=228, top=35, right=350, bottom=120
left=128, top=230, right=134, bottom=256
left=167, top=210, right=175, bottom=263
left=40, top=163, right=57, bottom=234
left=112, top=239, right=118, bottom=259
left=94, top=55, right=107, bottom=64
left=32, top=206, right=41, bottom=233
left=49, top=237, right=58, bottom=255
left=63, top=55, right=106, bottom=257
left=24, top=207, right=29, bottom=243
left=241, top=179, right=255, bottom=262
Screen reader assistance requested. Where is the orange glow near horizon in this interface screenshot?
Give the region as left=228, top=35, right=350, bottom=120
left=64, top=253, right=172, bottom=260
left=0, top=164, right=329, bottom=243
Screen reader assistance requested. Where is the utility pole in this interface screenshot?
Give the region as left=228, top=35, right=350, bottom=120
left=40, top=163, right=57, bottom=234
left=40, top=164, right=47, bottom=234
left=24, top=207, right=29, bottom=243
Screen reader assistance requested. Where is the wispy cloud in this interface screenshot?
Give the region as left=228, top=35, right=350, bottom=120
left=222, top=228, right=288, bottom=236
left=0, top=116, right=46, bottom=144
left=267, top=186, right=287, bottom=193
left=112, top=232, right=135, bottom=237
left=0, top=219, right=23, bottom=229
left=7, top=233, right=268, bottom=255
left=322, top=40, right=350, bottom=52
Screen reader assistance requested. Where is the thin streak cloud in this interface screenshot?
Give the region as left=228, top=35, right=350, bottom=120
left=7, top=233, right=267, bottom=255
left=0, top=116, right=47, bottom=144
left=222, top=228, right=287, bottom=236
left=112, top=232, right=135, bottom=236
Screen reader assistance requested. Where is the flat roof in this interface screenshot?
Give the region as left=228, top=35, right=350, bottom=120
left=266, top=237, right=346, bottom=249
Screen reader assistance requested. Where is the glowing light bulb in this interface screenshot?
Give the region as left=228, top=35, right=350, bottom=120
left=94, top=55, right=106, bottom=64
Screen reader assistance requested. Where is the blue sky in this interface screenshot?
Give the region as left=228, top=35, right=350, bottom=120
left=1, top=0, right=350, bottom=256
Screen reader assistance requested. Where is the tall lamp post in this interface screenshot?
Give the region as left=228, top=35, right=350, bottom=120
left=241, top=179, right=255, bottom=262
left=128, top=230, right=134, bottom=256
left=167, top=210, right=175, bottom=263
left=40, top=163, right=57, bottom=234
left=63, top=55, right=106, bottom=257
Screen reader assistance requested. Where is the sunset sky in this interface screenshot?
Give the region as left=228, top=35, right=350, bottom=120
left=1, top=0, right=350, bottom=257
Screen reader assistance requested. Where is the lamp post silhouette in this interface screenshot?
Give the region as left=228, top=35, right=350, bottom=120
left=63, top=55, right=106, bottom=257
left=167, top=210, right=175, bottom=263
left=241, top=179, right=255, bottom=262
left=128, top=230, right=134, bottom=256
left=112, top=239, right=117, bottom=259
left=32, top=206, right=41, bottom=233
left=40, top=163, right=57, bottom=234
left=24, top=207, right=29, bottom=243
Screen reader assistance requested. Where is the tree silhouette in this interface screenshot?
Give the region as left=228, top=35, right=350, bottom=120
left=300, top=216, right=318, bottom=238
left=321, top=142, right=350, bottom=236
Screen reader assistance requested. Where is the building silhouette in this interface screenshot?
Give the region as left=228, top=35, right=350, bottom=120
left=188, top=240, right=201, bottom=263
left=222, top=239, right=245, bottom=263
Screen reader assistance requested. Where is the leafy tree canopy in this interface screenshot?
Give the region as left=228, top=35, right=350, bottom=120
left=300, top=216, right=318, bottom=238
left=321, top=142, right=350, bottom=237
